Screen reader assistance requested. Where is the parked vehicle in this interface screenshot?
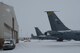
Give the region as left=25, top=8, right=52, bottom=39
left=3, top=40, right=15, bottom=50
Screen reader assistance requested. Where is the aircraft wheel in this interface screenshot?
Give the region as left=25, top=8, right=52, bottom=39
left=57, top=38, right=63, bottom=42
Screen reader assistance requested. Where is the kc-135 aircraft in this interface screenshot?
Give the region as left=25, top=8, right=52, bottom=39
left=31, top=27, right=57, bottom=40
left=31, top=27, right=46, bottom=40
left=45, top=11, right=80, bottom=41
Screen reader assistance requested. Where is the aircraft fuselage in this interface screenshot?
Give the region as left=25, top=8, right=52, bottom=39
left=50, top=30, right=80, bottom=41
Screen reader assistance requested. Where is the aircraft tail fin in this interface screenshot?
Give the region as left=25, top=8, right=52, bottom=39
left=46, top=11, right=70, bottom=31
left=35, top=27, right=43, bottom=36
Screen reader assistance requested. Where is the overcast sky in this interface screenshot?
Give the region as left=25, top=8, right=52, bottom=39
left=1, top=0, right=80, bottom=37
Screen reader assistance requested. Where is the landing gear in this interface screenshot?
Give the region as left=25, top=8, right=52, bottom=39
left=57, top=38, right=63, bottom=42
left=38, top=37, right=44, bottom=40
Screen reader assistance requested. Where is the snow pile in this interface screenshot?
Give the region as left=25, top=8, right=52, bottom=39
left=1, top=40, right=80, bottom=53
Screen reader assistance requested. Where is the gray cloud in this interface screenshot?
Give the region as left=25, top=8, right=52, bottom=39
left=1, top=0, right=80, bottom=37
